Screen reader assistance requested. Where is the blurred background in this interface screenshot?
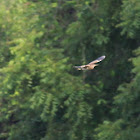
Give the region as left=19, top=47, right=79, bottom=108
left=0, top=0, right=140, bottom=140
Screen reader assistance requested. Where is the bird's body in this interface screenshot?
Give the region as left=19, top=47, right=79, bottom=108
left=74, top=56, right=105, bottom=70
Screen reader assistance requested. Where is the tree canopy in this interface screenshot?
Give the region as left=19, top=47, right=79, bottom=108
left=0, top=0, right=140, bottom=140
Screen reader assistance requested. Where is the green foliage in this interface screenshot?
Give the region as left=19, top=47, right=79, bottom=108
left=0, top=0, right=139, bottom=140
left=117, top=0, right=140, bottom=38
left=95, top=48, right=140, bottom=140
left=95, top=120, right=124, bottom=140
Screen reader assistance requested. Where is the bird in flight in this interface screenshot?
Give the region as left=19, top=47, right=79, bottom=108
left=74, top=55, right=105, bottom=70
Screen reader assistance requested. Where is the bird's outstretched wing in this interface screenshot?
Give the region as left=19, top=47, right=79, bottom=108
left=88, top=55, right=105, bottom=65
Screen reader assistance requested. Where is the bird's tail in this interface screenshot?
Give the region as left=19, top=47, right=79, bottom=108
left=73, top=66, right=88, bottom=70
left=73, top=66, right=82, bottom=70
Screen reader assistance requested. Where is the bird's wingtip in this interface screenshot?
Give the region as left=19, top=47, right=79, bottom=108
left=101, top=55, right=106, bottom=59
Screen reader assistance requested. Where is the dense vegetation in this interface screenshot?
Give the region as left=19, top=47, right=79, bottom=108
left=0, top=0, right=139, bottom=139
